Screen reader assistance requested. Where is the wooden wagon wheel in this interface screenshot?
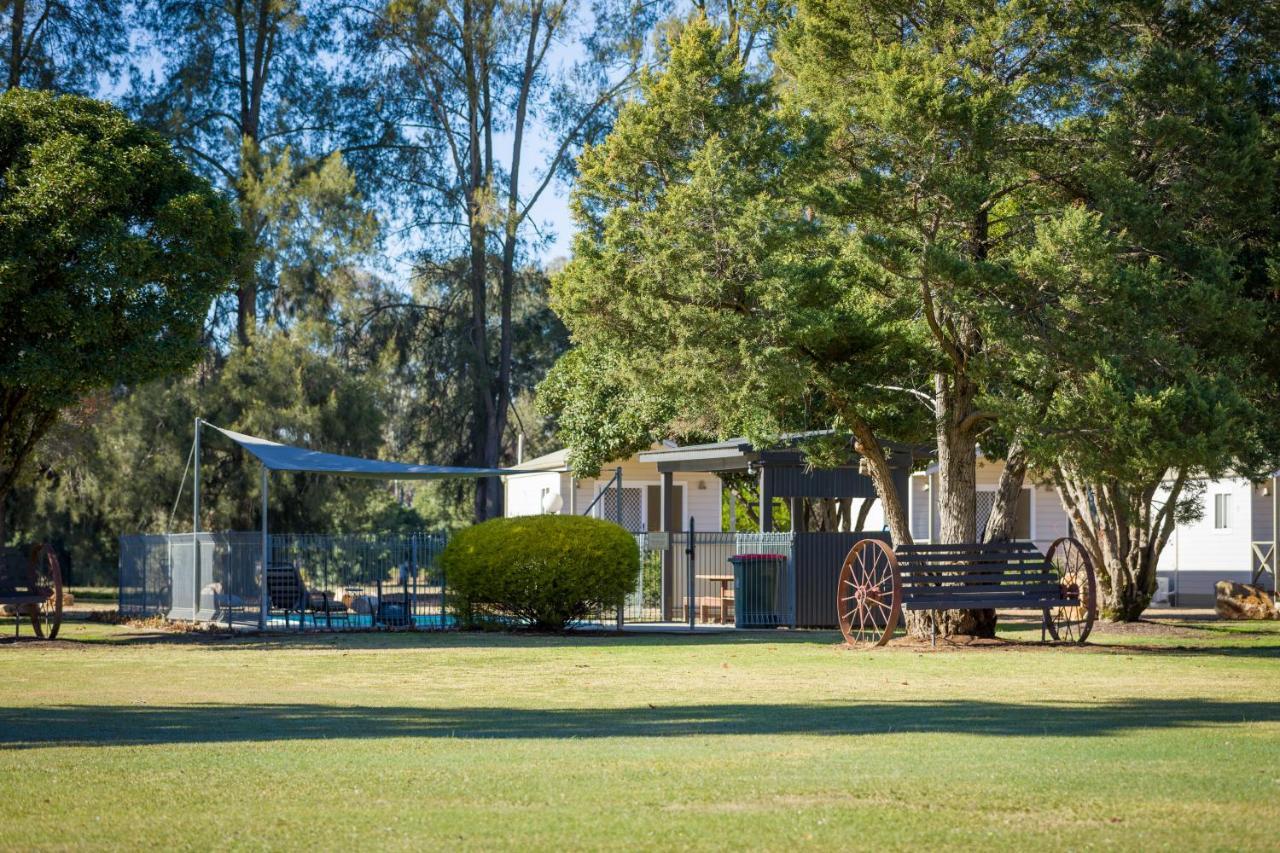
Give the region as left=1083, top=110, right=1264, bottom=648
left=837, top=539, right=901, bottom=647
left=1043, top=537, right=1096, bottom=645
left=26, top=544, right=63, bottom=640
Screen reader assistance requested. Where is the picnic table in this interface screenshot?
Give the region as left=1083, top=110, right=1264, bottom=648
left=695, top=574, right=735, bottom=624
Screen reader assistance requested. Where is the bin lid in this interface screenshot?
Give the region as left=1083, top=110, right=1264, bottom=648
left=728, top=553, right=787, bottom=560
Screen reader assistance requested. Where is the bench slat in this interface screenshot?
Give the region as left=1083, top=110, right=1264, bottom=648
left=898, top=566, right=1050, bottom=577
left=898, top=551, right=1047, bottom=565
left=903, top=595, right=1077, bottom=610
left=899, top=542, right=1040, bottom=553
left=901, top=571, right=1058, bottom=586
left=904, top=585, right=1064, bottom=599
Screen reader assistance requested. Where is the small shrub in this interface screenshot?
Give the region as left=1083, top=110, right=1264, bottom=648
left=441, top=515, right=639, bottom=630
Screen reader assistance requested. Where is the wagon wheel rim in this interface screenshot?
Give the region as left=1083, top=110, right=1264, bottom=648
left=27, top=544, right=63, bottom=640
left=1043, top=537, right=1096, bottom=645
left=837, top=540, right=901, bottom=647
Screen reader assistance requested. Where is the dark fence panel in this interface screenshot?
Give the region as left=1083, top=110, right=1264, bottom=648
left=793, top=531, right=892, bottom=627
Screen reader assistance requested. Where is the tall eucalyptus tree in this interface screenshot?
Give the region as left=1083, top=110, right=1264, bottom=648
left=1, top=0, right=123, bottom=92
left=129, top=0, right=376, bottom=346
left=347, top=0, right=654, bottom=519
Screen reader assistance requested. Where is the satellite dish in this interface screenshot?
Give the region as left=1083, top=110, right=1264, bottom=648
left=542, top=492, right=564, bottom=514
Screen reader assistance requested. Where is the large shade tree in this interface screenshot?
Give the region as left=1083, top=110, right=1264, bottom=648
left=0, top=89, right=243, bottom=545
left=128, top=0, right=376, bottom=346
left=345, top=0, right=656, bottom=520
left=549, top=8, right=1093, bottom=638
left=989, top=0, right=1280, bottom=620
left=547, top=2, right=1278, bottom=636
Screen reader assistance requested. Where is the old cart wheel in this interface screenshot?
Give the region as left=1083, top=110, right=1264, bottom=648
left=27, top=544, right=63, bottom=640
left=837, top=539, right=901, bottom=647
left=1043, top=537, right=1096, bottom=645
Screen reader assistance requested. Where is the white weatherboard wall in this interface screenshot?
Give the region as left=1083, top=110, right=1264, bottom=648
left=573, top=465, right=722, bottom=532
left=504, top=453, right=722, bottom=532
left=908, top=459, right=1069, bottom=555
left=1159, top=476, right=1254, bottom=603
left=503, top=471, right=567, bottom=518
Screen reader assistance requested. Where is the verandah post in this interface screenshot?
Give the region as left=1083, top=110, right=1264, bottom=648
left=686, top=515, right=696, bottom=631
left=615, top=466, right=624, bottom=629
left=192, top=417, right=200, bottom=620
left=259, top=464, right=269, bottom=631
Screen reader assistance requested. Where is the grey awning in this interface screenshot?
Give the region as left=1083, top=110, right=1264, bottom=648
left=208, top=424, right=510, bottom=480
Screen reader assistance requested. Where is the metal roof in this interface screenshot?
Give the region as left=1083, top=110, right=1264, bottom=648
left=639, top=431, right=929, bottom=473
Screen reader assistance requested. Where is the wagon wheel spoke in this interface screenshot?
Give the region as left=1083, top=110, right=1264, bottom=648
left=837, top=539, right=901, bottom=647
left=1044, top=538, right=1095, bottom=645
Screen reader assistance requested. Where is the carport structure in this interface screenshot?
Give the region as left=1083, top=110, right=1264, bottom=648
left=637, top=432, right=928, bottom=626
left=638, top=431, right=922, bottom=533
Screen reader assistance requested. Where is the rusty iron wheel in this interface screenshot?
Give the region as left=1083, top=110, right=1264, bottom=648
left=837, top=539, right=901, bottom=647
left=27, top=544, right=63, bottom=640
left=1043, top=537, right=1096, bottom=645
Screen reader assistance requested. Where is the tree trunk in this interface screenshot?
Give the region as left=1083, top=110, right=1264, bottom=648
left=905, top=371, right=996, bottom=639
left=809, top=497, right=839, bottom=531
left=1053, top=467, right=1185, bottom=622
left=983, top=439, right=1027, bottom=544
left=844, top=414, right=911, bottom=545
left=7, top=0, right=23, bottom=89
left=853, top=495, right=876, bottom=532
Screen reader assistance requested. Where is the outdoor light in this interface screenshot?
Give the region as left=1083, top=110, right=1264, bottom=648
left=697, top=480, right=706, bottom=490
left=542, top=492, right=564, bottom=514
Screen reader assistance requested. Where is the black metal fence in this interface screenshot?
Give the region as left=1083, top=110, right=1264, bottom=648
left=120, top=532, right=448, bottom=630
left=120, top=528, right=870, bottom=631
left=620, top=531, right=795, bottom=627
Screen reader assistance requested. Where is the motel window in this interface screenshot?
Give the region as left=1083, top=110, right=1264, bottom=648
left=1213, top=493, right=1231, bottom=530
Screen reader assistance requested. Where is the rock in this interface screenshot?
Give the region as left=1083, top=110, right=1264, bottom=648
left=1215, top=581, right=1278, bottom=620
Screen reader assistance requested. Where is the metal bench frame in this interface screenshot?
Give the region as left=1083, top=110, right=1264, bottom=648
left=837, top=537, right=1097, bottom=647
left=0, top=543, right=63, bottom=640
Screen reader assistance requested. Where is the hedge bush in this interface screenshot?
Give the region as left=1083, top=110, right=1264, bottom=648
left=441, top=515, right=640, bottom=630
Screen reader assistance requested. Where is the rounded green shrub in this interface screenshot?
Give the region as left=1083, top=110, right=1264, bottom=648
left=441, top=515, right=640, bottom=630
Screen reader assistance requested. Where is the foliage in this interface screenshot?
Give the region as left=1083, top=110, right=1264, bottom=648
left=1, top=0, right=125, bottom=92
left=0, top=89, right=242, bottom=544
left=9, top=333, right=424, bottom=581
left=440, top=514, right=639, bottom=630
left=546, top=18, right=890, bottom=466
left=988, top=3, right=1280, bottom=620
left=343, top=0, right=657, bottom=518
left=128, top=0, right=375, bottom=346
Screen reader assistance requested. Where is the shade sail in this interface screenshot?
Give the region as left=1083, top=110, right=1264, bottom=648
left=208, top=424, right=511, bottom=480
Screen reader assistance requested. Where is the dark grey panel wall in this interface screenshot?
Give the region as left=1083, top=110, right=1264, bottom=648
left=793, top=531, right=891, bottom=627
left=765, top=466, right=878, bottom=499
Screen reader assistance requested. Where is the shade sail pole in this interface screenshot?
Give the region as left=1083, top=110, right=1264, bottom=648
left=260, top=464, right=269, bottom=631
left=193, top=417, right=201, bottom=619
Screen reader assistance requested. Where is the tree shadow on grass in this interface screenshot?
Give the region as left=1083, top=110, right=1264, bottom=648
left=2, top=698, right=1277, bottom=749
left=8, top=626, right=843, bottom=652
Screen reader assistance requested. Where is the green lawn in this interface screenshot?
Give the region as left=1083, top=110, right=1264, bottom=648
left=1, top=617, right=1278, bottom=850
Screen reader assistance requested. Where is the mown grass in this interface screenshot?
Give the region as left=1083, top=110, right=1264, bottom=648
left=1, top=617, right=1278, bottom=850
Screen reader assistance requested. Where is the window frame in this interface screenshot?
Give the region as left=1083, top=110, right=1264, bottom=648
left=1212, top=492, right=1232, bottom=532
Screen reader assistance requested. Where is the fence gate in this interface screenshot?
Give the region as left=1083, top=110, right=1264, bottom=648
left=617, top=525, right=795, bottom=628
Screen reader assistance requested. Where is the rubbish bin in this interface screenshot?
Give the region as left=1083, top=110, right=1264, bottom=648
left=728, top=553, right=788, bottom=628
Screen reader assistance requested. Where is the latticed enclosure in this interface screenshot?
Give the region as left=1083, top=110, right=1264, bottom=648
left=120, top=532, right=448, bottom=630
left=119, top=530, right=801, bottom=631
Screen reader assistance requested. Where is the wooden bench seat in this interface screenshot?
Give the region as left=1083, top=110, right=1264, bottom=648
left=837, top=537, right=1097, bottom=647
